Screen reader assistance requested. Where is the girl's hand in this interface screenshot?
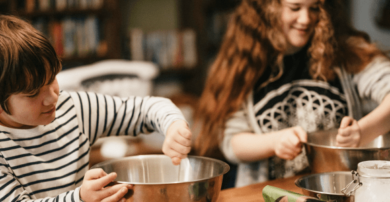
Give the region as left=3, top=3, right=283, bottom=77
left=274, top=126, right=307, bottom=160
left=163, top=120, right=192, bottom=165
left=80, top=168, right=133, bottom=202
left=336, top=116, right=361, bottom=147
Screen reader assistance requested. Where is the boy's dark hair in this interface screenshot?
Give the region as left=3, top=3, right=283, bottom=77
left=0, top=15, right=61, bottom=114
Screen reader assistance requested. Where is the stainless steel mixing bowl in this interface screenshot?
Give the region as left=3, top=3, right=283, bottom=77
left=305, top=129, right=390, bottom=173
left=91, top=155, right=230, bottom=202
left=295, top=171, right=353, bottom=202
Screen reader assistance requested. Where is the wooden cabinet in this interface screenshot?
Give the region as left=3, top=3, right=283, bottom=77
left=0, top=0, right=11, bottom=14
left=5, top=0, right=121, bottom=69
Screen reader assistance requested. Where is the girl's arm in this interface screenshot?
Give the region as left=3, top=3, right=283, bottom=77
left=359, top=93, right=390, bottom=145
left=337, top=56, right=390, bottom=146
left=221, top=108, right=307, bottom=163
left=337, top=94, right=390, bottom=147
left=230, top=126, right=307, bottom=162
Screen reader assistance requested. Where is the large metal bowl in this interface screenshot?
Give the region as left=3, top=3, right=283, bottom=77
left=91, top=155, right=230, bottom=202
left=295, top=171, right=353, bottom=202
left=305, top=129, right=390, bottom=173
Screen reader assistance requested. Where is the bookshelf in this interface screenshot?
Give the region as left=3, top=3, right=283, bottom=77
left=177, top=0, right=241, bottom=96
left=121, top=0, right=201, bottom=96
left=1, top=0, right=239, bottom=97
left=6, top=0, right=121, bottom=69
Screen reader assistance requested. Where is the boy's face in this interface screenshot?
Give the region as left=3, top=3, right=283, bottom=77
left=0, top=78, right=59, bottom=129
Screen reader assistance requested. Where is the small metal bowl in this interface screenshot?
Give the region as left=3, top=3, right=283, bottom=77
left=305, top=130, right=390, bottom=173
left=91, top=155, right=230, bottom=202
left=295, top=172, right=353, bottom=202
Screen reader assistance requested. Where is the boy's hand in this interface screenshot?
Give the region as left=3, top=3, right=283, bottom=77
left=336, top=116, right=361, bottom=147
left=162, top=120, right=192, bottom=165
left=274, top=126, right=307, bottom=160
left=80, top=168, right=133, bottom=202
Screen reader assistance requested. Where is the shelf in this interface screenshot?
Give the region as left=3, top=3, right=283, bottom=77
left=60, top=55, right=111, bottom=70
left=61, top=55, right=108, bottom=62
left=204, top=0, right=240, bottom=12
left=159, top=68, right=197, bottom=78
left=155, top=68, right=197, bottom=81
left=14, top=8, right=107, bottom=18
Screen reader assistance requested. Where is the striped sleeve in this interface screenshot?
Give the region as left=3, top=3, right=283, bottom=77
left=69, top=91, right=186, bottom=146
left=0, top=156, right=82, bottom=202
left=0, top=157, right=26, bottom=201
left=354, top=56, right=390, bottom=103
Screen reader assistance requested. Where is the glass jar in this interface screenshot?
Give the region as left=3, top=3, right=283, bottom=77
left=343, top=160, right=390, bottom=202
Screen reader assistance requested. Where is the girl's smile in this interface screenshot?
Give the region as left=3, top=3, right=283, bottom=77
left=281, top=0, right=320, bottom=53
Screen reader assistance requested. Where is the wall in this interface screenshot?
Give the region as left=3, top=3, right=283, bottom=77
left=351, top=0, right=390, bottom=50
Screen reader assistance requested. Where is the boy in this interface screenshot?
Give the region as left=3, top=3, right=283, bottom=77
left=0, top=15, right=192, bottom=202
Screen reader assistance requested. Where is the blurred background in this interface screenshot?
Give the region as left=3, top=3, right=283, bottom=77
left=0, top=0, right=389, bottom=189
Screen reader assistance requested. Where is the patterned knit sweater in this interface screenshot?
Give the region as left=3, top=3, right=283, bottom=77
left=221, top=54, right=390, bottom=187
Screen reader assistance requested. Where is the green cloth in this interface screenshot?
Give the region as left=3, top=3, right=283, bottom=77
left=262, top=185, right=325, bottom=202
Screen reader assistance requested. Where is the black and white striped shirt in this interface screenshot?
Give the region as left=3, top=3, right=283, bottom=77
left=0, top=91, right=185, bottom=202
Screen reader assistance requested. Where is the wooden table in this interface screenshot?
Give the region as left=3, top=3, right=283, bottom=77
left=217, top=175, right=304, bottom=202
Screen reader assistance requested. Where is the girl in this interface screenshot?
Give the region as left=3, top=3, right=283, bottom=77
left=195, top=0, right=390, bottom=187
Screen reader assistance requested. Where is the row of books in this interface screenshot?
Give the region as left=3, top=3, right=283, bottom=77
left=129, top=29, right=197, bottom=69
left=20, top=0, right=103, bottom=12
left=32, top=16, right=101, bottom=58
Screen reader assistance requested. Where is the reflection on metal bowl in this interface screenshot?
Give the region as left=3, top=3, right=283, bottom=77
left=295, top=172, right=353, bottom=202
left=305, top=129, right=390, bottom=173
left=91, top=155, right=230, bottom=202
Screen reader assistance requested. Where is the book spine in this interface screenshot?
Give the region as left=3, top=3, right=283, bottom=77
left=129, top=28, right=145, bottom=61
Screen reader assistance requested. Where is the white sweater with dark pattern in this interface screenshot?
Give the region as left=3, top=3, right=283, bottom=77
left=0, top=91, right=185, bottom=202
left=221, top=56, right=390, bottom=187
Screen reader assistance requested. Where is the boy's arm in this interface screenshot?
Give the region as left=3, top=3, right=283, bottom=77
left=69, top=91, right=191, bottom=164
left=0, top=163, right=131, bottom=202
left=69, top=92, right=186, bottom=144
left=0, top=162, right=82, bottom=202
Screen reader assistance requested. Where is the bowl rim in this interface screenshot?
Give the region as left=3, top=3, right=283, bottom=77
left=91, top=154, right=231, bottom=185
left=306, top=130, right=390, bottom=150
left=294, top=171, right=352, bottom=196
left=304, top=141, right=390, bottom=150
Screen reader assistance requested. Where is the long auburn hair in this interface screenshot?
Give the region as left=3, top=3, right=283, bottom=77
left=194, top=0, right=386, bottom=157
